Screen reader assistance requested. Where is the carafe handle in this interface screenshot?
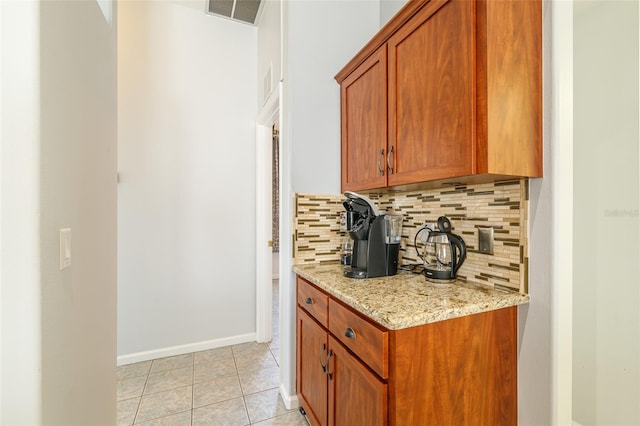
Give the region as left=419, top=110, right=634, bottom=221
left=448, top=234, right=467, bottom=276
left=414, top=225, right=431, bottom=262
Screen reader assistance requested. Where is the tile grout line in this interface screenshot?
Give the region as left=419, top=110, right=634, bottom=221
left=131, top=364, right=151, bottom=426
left=232, top=346, right=252, bottom=424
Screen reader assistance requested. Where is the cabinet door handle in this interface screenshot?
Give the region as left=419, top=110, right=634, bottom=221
left=387, top=145, right=394, bottom=174
left=319, top=343, right=327, bottom=372
left=326, top=349, right=334, bottom=380
left=344, top=327, right=356, bottom=340
left=305, top=297, right=313, bottom=305
left=377, top=149, right=385, bottom=176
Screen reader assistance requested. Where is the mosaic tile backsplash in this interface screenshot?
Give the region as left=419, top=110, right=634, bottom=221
left=293, top=180, right=529, bottom=293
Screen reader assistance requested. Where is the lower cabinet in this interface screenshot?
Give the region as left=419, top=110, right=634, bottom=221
left=328, top=335, right=387, bottom=426
left=296, top=307, right=387, bottom=426
left=296, top=307, right=328, bottom=426
left=296, top=275, right=518, bottom=426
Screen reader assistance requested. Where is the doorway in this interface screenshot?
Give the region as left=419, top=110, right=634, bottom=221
left=271, top=123, right=280, bottom=356
left=255, top=89, right=280, bottom=345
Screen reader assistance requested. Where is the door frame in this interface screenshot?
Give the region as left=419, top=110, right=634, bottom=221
left=550, top=0, right=574, bottom=423
left=255, top=88, right=280, bottom=343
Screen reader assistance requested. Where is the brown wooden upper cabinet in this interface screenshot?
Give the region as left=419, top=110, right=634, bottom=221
left=336, top=0, right=542, bottom=192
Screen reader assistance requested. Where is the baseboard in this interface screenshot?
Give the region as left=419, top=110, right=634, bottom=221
left=117, top=332, right=257, bottom=366
left=279, top=384, right=299, bottom=411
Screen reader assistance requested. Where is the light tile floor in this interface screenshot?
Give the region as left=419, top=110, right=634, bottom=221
left=117, top=280, right=307, bottom=425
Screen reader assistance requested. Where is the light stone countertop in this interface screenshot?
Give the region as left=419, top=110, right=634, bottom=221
left=292, top=263, right=530, bottom=330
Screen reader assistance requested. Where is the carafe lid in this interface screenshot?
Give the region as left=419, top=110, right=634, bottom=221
left=437, top=216, right=452, bottom=233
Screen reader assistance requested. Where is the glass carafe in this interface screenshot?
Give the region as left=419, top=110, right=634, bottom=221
left=424, top=236, right=453, bottom=271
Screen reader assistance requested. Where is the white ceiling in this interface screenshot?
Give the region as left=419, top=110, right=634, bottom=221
left=168, top=0, right=208, bottom=12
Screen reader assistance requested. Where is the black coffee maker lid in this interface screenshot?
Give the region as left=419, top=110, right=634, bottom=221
left=437, top=216, right=452, bottom=233
left=344, top=191, right=381, bottom=216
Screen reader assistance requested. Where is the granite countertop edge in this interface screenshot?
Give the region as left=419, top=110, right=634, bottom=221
left=293, top=263, right=530, bottom=330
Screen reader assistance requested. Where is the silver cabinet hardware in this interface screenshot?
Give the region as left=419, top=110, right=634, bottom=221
left=326, top=349, right=334, bottom=380
left=320, top=343, right=327, bottom=372
left=387, top=145, right=394, bottom=174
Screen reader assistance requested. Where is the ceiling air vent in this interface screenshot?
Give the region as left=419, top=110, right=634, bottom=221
left=208, top=0, right=262, bottom=25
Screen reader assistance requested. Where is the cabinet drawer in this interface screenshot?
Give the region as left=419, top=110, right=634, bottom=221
left=297, top=276, right=329, bottom=328
left=329, top=298, right=389, bottom=379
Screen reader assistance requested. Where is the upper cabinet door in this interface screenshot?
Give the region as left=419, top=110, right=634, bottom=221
left=387, top=0, right=474, bottom=186
left=340, top=46, right=388, bottom=192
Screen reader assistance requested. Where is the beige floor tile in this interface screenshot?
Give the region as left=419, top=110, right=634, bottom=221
left=244, top=388, right=290, bottom=424
left=193, top=357, right=237, bottom=383
left=150, top=354, right=193, bottom=373
left=118, top=317, right=288, bottom=423
left=118, top=361, right=152, bottom=381
left=234, top=350, right=278, bottom=373
left=135, top=410, right=191, bottom=426
left=144, top=367, right=193, bottom=395
left=192, top=397, right=249, bottom=426
left=238, top=366, right=280, bottom=395
left=251, top=410, right=309, bottom=426
left=193, top=374, right=242, bottom=408
left=135, top=385, right=192, bottom=424
left=231, top=342, right=271, bottom=357
left=117, top=397, right=140, bottom=426
left=118, top=375, right=147, bottom=401
left=194, top=346, right=233, bottom=364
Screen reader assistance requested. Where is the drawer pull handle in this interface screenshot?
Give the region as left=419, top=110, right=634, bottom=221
left=319, top=343, right=327, bottom=372
left=387, top=145, right=394, bottom=174
left=377, top=149, right=385, bottom=176
left=305, top=297, right=313, bottom=305
left=344, top=327, right=356, bottom=340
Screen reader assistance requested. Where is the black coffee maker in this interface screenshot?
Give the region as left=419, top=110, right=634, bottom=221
left=342, top=192, right=403, bottom=279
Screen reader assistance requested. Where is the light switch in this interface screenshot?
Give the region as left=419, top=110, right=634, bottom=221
left=60, top=228, right=72, bottom=270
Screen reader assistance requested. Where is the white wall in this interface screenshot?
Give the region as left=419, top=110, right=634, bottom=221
left=288, top=1, right=379, bottom=194
left=117, top=1, right=258, bottom=359
left=1, top=1, right=42, bottom=423
left=1, top=0, right=118, bottom=423
left=379, top=0, right=406, bottom=26
left=518, top=2, right=557, bottom=424
left=39, top=1, right=118, bottom=421
left=573, top=1, right=639, bottom=424
left=257, top=0, right=281, bottom=110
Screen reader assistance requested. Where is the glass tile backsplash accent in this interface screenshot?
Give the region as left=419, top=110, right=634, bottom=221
left=293, top=179, right=529, bottom=293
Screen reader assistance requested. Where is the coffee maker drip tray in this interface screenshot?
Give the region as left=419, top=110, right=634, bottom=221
left=424, top=276, right=456, bottom=284
left=343, top=267, right=368, bottom=279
